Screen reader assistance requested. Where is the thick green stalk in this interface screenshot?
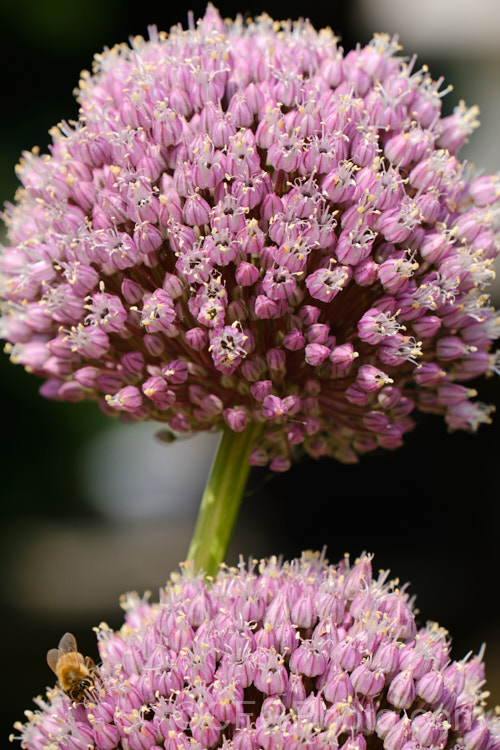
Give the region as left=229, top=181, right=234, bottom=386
left=187, top=421, right=263, bottom=577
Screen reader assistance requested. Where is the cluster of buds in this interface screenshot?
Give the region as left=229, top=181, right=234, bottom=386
left=12, top=552, right=500, bottom=750
left=2, top=6, right=500, bottom=468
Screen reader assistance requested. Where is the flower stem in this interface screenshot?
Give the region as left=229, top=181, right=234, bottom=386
left=187, top=421, right=263, bottom=577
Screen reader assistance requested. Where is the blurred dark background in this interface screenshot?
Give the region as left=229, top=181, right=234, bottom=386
left=1, top=0, right=500, bottom=739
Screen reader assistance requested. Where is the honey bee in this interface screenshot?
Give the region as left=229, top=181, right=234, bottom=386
left=46, top=632, right=96, bottom=702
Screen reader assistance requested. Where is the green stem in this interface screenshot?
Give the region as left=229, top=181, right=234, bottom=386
left=187, top=421, right=263, bottom=577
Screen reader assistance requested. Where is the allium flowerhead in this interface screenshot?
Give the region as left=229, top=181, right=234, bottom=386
left=13, top=552, right=500, bottom=750
left=2, top=6, right=500, bottom=467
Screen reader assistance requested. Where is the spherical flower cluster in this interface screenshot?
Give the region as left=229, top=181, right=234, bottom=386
left=13, top=552, right=500, bottom=750
left=2, top=7, right=500, bottom=467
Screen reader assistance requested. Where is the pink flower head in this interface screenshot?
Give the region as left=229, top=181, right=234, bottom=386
left=13, top=552, right=500, bottom=749
left=2, top=7, right=500, bottom=468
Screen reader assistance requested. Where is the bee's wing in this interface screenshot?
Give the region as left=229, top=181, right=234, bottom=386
left=47, top=648, right=60, bottom=673
left=57, top=632, right=78, bottom=654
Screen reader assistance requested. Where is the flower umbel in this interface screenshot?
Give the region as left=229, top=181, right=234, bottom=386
left=2, top=7, right=500, bottom=468
left=12, top=552, right=500, bottom=749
